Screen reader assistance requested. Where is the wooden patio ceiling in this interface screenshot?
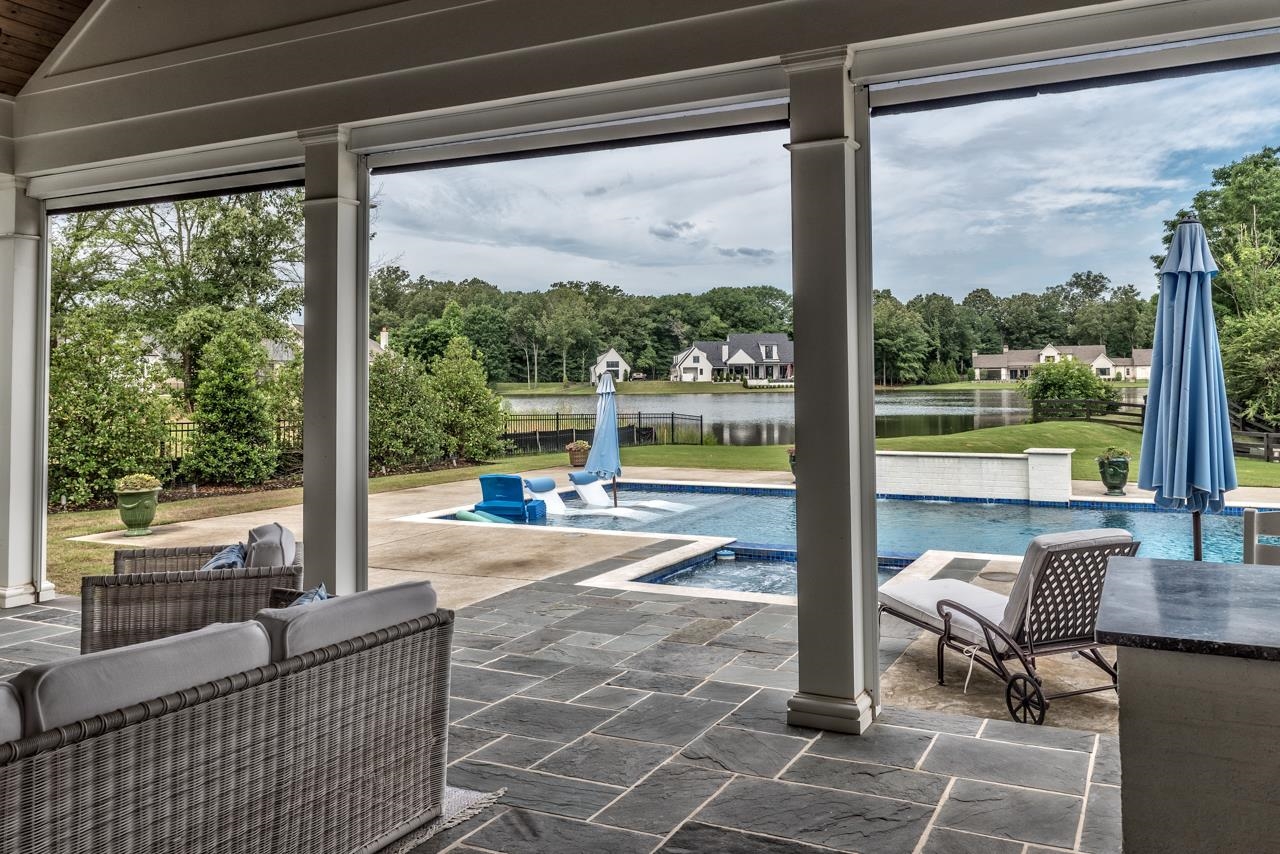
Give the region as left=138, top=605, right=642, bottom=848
left=0, top=0, right=90, bottom=97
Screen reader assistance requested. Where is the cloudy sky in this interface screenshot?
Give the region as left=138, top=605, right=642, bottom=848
left=372, top=62, right=1280, bottom=301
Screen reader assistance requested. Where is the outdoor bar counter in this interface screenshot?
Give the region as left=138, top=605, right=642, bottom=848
left=1096, top=556, right=1280, bottom=853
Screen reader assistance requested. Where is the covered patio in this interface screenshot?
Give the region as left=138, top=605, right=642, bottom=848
left=1, top=1, right=1279, bottom=852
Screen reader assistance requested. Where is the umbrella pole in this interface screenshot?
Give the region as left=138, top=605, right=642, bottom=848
left=612, top=476, right=618, bottom=508
left=1193, top=511, right=1203, bottom=562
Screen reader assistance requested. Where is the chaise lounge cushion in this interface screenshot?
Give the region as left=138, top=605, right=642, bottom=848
left=879, top=578, right=1010, bottom=650
left=0, top=682, right=21, bottom=744
left=1000, top=528, right=1133, bottom=636
left=11, top=621, right=270, bottom=738
left=254, top=580, right=438, bottom=662
left=246, top=523, right=297, bottom=568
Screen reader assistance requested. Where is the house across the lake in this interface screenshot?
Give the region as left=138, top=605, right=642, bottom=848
left=590, top=348, right=630, bottom=383
left=670, top=333, right=795, bottom=382
left=972, top=344, right=1152, bottom=382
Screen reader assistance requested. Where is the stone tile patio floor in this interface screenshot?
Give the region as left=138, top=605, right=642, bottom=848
left=0, top=551, right=1121, bottom=854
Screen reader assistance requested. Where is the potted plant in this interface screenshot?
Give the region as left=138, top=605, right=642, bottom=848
left=1096, top=447, right=1131, bottom=496
left=114, top=473, right=163, bottom=536
left=787, top=446, right=797, bottom=481
left=566, top=439, right=590, bottom=467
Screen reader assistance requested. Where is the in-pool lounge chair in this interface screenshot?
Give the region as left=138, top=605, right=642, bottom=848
left=524, top=476, right=658, bottom=520
left=1244, top=508, right=1280, bottom=565
left=475, top=474, right=545, bottom=522
left=878, top=529, right=1139, bottom=724
left=568, top=472, right=693, bottom=513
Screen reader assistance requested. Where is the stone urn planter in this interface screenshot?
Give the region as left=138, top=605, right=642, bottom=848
left=787, top=447, right=797, bottom=481
left=114, top=474, right=162, bottom=536
left=566, top=440, right=590, bottom=467
left=1096, top=448, right=1131, bottom=497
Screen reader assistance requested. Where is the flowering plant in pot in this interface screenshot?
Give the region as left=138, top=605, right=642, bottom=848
left=114, top=473, right=163, bottom=536
left=1095, top=447, right=1131, bottom=496
left=565, top=440, right=591, bottom=467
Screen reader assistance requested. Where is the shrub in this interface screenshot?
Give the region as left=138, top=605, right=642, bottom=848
left=924, top=362, right=963, bottom=385
left=180, top=330, right=279, bottom=484
left=114, top=473, right=162, bottom=492
left=369, top=351, right=444, bottom=470
left=425, top=336, right=508, bottom=460
left=48, top=311, right=170, bottom=506
left=1019, top=359, right=1118, bottom=402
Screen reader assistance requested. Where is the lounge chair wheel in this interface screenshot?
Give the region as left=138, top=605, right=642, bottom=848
left=1006, top=674, right=1046, bottom=725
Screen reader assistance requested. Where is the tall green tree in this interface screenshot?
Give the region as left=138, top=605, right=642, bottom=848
left=873, top=292, right=929, bottom=384
left=47, top=310, right=171, bottom=506
left=460, top=303, right=512, bottom=382
left=1160, top=146, right=1280, bottom=265
left=368, top=351, right=444, bottom=470
left=1221, top=309, right=1280, bottom=424
left=425, top=337, right=507, bottom=460
left=181, top=330, right=279, bottom=485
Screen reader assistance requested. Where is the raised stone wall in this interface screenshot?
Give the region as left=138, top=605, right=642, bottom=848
left=876, top=447, right=1074, bottom=504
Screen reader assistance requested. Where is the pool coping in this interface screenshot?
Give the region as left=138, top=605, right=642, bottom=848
left=393, top=478, right=1271, bottom=604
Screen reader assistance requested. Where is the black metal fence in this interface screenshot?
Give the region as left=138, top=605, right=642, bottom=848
left=163, top=420, right=303, bottom=461
left=501, top=412, right=703, bottom=454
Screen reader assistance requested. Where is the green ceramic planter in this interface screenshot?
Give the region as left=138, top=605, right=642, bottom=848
left=1098, top=458, right=1130, bottom=497
left=116, top=488, right=160, bottom=536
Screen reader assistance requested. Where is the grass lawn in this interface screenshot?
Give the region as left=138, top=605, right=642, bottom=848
left=494, top=381, right=792, bottom=396
left=878, top=421, right=1280, bottom=488
left=45, top=453, right=565, bottom=594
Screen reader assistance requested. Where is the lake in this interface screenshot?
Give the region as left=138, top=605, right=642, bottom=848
left=501, top=388, right=1144, bottom=444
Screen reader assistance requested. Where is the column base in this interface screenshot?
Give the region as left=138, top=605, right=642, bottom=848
left=787, top=690, right=877, bottom=733
left=0, top=580, right=55, bottom=609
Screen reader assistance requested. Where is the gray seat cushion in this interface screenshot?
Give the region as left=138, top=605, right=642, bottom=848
left=0, top=682, right=21, bottom=744
left=255, top=580, right=438, bottom=662
left=246, top=522, right=297, bottom=567
left=879, top=578, right=1010, bottom=650
left=999, top=528, right=1133, bottom=637
left=11, top=621, right=270, bottom=738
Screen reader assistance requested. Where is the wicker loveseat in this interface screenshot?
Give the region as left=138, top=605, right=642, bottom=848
left=81, top=543, right=305, bottom=653
left=1, top=580, right=452, bottom=854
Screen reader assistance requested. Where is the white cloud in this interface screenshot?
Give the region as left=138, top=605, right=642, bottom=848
left=372, top=63, right=1280, bottom=300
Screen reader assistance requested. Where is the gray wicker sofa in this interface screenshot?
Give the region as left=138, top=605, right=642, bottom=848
left=0, top=580, right=452, bottom=854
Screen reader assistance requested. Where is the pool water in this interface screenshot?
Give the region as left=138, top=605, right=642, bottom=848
left=538, top=487, right=1260, bottom=563
left=656, top=555, right=897, bottom=597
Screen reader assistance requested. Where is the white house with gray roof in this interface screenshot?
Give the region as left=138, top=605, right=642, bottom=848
left=670, top=333, right=795, bottom=382
left=972, top=344, right=1152, bottom=382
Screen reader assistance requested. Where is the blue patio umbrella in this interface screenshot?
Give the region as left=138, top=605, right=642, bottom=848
left=584, top=371, right=622, bottom=506
left=1138, top=214, right=1237, bottom=560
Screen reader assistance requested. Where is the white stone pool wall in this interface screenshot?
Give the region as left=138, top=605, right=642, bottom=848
left=876, top=447, right=1074, bottom=504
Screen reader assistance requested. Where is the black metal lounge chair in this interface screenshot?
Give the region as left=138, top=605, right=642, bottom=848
left=878, top=529, right=1139, bottom=724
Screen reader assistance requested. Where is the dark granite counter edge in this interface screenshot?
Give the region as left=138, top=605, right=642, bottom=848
left=1096, top=629, right=1280, bottom=662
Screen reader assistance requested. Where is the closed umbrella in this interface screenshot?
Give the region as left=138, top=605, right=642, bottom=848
left=1138, top=214, right=1238, bottom=560
left=584, top=372, right=622, bottom=506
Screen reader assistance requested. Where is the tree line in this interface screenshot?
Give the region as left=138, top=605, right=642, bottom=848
left=49, top=191, right=506, bottom=507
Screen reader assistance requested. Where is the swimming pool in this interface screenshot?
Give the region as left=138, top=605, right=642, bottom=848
left=650, top=551, right=899, bottom=597
left=535, top=485, right=1261, bottom=564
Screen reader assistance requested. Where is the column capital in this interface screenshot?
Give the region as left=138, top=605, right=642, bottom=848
left=781, top=46, right=851, bottom=75
left=297, top=125, right=350, bottom=148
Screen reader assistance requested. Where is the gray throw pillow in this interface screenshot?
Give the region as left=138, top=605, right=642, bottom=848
left=246, top=523, right=296, bottom=567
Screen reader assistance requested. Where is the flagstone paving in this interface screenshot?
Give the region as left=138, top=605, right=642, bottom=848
left=0, top=549, right=1123, bottom=853
left=409, top=556, right=1122, bottom=854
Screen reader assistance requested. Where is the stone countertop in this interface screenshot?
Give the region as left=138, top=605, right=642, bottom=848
left=1097, top=556, right=1280, bottom=661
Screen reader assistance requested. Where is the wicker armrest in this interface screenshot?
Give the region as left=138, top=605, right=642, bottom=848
left=113, top=545, right=229, bottom=575
left=268, top=587, right=306, bottom=608
left=81, top=564, right=305, bottom=653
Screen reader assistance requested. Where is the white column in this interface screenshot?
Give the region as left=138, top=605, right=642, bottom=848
left=0, top=176, right=54, bottom=606
left=300, top=127, right=368, bottom=594
left=785, top=47, right=879, bottom=733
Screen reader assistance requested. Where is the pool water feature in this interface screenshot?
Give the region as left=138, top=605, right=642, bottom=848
left=535, top=486, right=1263, bottom=564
